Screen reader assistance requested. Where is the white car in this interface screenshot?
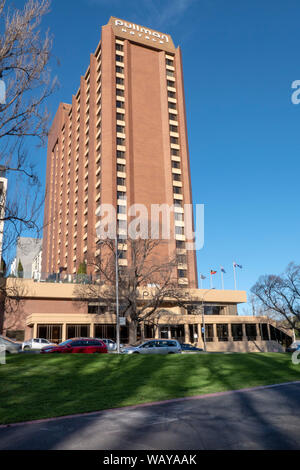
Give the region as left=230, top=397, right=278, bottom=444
left=22, top=338, right=55, bottom=351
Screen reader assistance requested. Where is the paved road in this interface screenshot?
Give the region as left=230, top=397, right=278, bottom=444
left=1, top=382, right=300, bottom=450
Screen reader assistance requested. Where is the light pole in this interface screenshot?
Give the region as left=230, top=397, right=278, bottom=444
left=115, top=237, right=120, bottom=354
left=200, top=288, right=215, bottom=352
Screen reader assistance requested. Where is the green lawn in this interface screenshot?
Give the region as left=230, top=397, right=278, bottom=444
left=0, top=353, right=299, bottom=425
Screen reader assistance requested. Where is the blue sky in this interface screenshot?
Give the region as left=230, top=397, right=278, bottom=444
left=12, top=0, right=300, bottom=313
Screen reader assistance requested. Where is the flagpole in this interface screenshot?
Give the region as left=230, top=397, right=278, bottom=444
left=200, top=276, right=203, bottom=290
left=221, top=270, right=224, bottom=290
left=233, top=263, right=237, bottom=290
left=210, top=273, right=213, bottom=289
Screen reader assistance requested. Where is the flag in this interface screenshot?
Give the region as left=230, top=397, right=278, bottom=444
left=200, top=274, right=206, bottom=280
left=221, top=267, right=226, bottom=273
left=210, top=270, right=217, bottom=275
left=234, top=262, right=242, bottom=269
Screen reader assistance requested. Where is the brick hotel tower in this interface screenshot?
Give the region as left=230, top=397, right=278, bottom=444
left=42, top=17, right=198, bottom=288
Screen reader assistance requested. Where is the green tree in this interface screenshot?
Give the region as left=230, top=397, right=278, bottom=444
left=77, top=262, right=87, bottom=275
left=17, top=260, right=24, bottom=278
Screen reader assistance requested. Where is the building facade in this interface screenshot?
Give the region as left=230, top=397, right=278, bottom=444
left=42, top=17, right=198, bottom=288
left=0, top=279, right=292, bottom=352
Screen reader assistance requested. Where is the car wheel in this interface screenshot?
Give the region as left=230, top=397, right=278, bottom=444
left=24, top=346, right=31, bottom=351
left=133, top=352, right=139, bottom=354
left=168, top=352, right=175, bottom=354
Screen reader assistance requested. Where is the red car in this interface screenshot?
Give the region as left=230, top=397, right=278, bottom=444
left=41, top=338, right=108, bottom=354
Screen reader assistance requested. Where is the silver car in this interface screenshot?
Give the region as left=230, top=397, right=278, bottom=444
left=0, top=335, right=22, bottom=354
left=122, top=339, right=182, bottom=355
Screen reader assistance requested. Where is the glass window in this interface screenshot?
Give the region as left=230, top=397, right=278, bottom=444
left=144, top=324, right=154, bottom=338
left=204, top=306, right=221, bottom=315
left=175, top=226, right=184, bottom=235
left=117, top=205, right=126, bottom=214
left=217, top=324, right=229, bottom=342
left=231, top=324, right=243, bottom=341
left=116, top=54, right=123, bottom=62
left=117, top=150, right=125, bottom=158
left=173, top=187, right=182, bottom=195
left=245, top=324, right=257, bottom=340
left=117, top=177, right=125, bottom=186
left=117, top=191, right=126, bottom=200
left=141, top=341, right=155, bottom=348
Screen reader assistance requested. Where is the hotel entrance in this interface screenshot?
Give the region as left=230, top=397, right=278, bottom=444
left=159, top=325, right=185, bottom=343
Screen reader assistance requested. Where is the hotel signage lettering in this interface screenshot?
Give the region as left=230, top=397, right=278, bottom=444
left=114, top=19, right=170, bottom=45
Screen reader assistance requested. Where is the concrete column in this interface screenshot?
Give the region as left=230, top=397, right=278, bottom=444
left=242, top=324, right=247, bottom=342
left=197, top=324, right=203, bottom=347
left=267, top=323, right=271, bottom=341
left=227, top=323, right=233, bottom=342
left=184, top=324, right=189, bottom=343
left=90, top=323, right=95, bottom=338
left=213, top=324, right=217, bottom=342
left=256, top=324, right=262, bottom=340
left=154, top=325, right=159, bottom=339
left=62, top=323, right=67, bottom=342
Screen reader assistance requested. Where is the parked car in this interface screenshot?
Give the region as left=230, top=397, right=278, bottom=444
left=122, top=339, right=182, bottom=355
left=180, top=343, right=203, bottom=353
left=286, top=341, right=300, bottom=353
left=0, top=335, right=22, bottom=354
left=96, top=339, right=124, bottom=352
left=40, top=338, right=108, bottom=354
left=22, top=338, right=55, bottom=351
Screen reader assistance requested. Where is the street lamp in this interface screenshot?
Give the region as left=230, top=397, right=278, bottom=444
left=200, top=288, right=215, bottom=352
left=115, top=237, right=120, bottom=354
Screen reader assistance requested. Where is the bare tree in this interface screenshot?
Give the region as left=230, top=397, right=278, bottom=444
left=0, top=0, right=56, bottom=257
left=75, top=238, right=191, bottom=344
left=251, top=262, right=300, bottom=334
